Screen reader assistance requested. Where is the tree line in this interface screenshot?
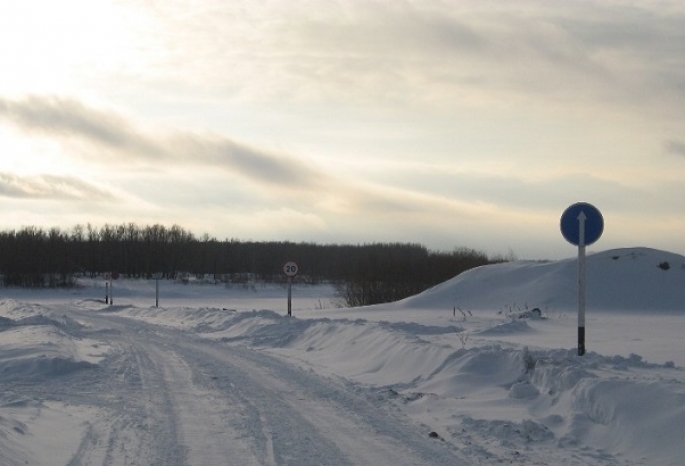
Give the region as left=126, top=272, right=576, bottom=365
left=0, top=223, right=507, bottom=305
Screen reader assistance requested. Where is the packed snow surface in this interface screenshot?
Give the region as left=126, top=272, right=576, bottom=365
left=0, top=247, right=684, bottom=465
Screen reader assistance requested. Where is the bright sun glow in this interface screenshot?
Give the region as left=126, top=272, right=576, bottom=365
left=0, top=0, right=138, bottom=96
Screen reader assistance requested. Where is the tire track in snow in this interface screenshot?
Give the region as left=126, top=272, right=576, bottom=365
left=66, top=338, right=188, bottom=466
left=71, top=316, right=271, bottom=465
left=175, top=343, right=356, bottom=466
left=144, top=346, right=263, bottom=466
left=177, top=342, right=469, bottom=466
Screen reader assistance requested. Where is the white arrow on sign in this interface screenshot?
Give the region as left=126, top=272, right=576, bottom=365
left=578, top=211, right=587, bottom=247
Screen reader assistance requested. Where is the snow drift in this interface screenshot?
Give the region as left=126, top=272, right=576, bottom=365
left=397, top=247, right=685, bottom=312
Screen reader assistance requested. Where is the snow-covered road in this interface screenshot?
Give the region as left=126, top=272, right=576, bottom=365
left=29, top=309, right=467, bottom=465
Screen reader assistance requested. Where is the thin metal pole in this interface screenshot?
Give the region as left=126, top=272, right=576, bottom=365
left=578, top=243, right=586, bottom=355
left=578, top=212, right=587, bottom=356
left=287, top=276, right=292, bottom=317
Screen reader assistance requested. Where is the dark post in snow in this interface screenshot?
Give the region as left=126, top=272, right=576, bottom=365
left=155, top=273, right=161, bottom=308
left=287, top=276, right=293, bottom=316
left=105, top=272, right=111, bottom=304
left=282, top=261, right=299, bottom=317
left=560, top=202, right=603, bottom=356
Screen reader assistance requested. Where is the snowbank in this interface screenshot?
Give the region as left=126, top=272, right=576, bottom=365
left=397, top=247, right=685, bottom=312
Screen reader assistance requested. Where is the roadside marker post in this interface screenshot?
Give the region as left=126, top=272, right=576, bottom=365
left=282, top=261, right=299, bottom=316
left=104, top=272, right=111, bottom=304
left=560, top=202, right=604, bottom=356
left=154, top=273, right=162, bottom=308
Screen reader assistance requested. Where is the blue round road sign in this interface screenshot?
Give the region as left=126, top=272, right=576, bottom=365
left=560, top=202, right=604, bottom=246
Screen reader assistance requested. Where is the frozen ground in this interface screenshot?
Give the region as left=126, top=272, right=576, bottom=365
left=1, top=247, right=684, bottom=465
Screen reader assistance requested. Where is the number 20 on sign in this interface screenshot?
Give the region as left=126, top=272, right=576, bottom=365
left=283, top=261, right=299, bottom=277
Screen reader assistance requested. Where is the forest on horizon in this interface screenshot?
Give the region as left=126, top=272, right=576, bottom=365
left=0, top=223, right=507, bottom=305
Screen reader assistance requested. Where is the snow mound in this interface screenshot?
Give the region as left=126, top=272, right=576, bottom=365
left=0, top=325, right=98, bottom=382
left=398, top=247, right=685, bottom=312
left=0, top=353, right=96, bottom=380
left=0, top=300, right=108, bottom=382
left=391, top=345, right=685, bottom=465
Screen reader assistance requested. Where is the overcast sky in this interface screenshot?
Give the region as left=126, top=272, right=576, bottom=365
left=1, top=0, right=685, bottom=259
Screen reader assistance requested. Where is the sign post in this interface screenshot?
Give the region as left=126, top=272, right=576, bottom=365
left=153, top=273, right=162, bottom=308
left=560, top=202, right=604, bottom=356
left=104, top=273, right=111, bottom=305
left=282, top=261, right=299, bottom=316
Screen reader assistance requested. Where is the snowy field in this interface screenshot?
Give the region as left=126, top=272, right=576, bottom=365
left=1, top=247, right=684, bottom=465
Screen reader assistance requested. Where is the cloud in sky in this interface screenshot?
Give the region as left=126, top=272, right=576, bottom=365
left=0, top=172, right=115, bottom=201
left=1, top=0, right=685, bottom=259
left=114, top=0, right=685, bottom=117
left=0, top=96, right=325, bottom=193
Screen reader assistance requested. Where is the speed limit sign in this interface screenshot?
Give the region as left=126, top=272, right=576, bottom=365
left=282, top=261, right=299, bottom=277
